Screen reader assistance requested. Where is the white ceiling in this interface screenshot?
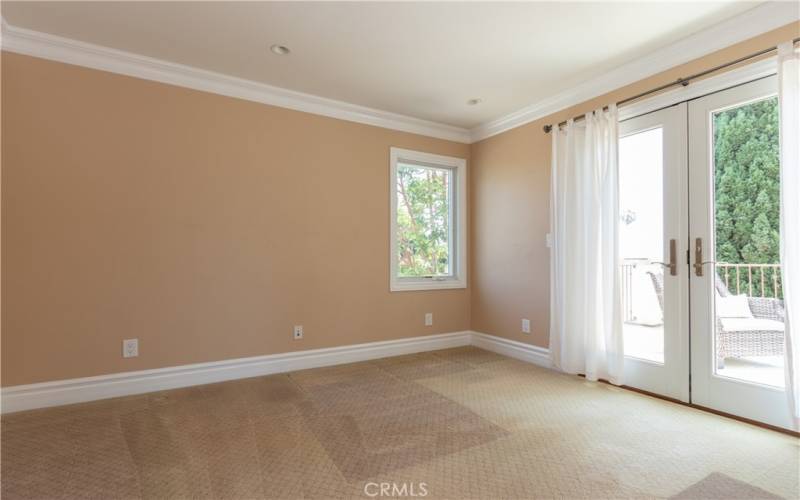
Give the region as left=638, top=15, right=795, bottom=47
left=0, top=1, right=771, bottom=129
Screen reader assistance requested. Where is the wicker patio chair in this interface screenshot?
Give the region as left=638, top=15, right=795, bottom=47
left=645, top=270, right=784, bottom=368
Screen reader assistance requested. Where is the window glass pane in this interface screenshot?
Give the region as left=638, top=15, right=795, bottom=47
left=396, top=163, right=452, bottom=277
left=712, top=96, right=784, bottom=387
left=619, top=127, right=665, bottom=364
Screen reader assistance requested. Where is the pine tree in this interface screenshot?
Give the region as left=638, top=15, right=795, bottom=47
left=713, top=97, right=780, bottom=296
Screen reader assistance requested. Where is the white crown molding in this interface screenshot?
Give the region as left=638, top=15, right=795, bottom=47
left=469, top=1, right=799, bottom=142
left=1, top=331, right=473, bottom=414
left=3, top=2, right=792, bottom=146
left=0, top=19, right=472, bottom=144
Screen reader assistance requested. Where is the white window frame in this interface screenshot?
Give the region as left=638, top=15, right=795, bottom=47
left=389, top=147, right=467, bottom=292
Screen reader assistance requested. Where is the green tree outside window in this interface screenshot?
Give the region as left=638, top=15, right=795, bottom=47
left=714, top=96, right=781, bottom=297
left=396, top=164, right=452, bottom=277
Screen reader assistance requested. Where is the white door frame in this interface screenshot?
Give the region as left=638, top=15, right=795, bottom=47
left=620, top=104, right=690, bottom=402
left=688, top=75, right=794, bottom=431
left=616, top=56, right=792, bottom=430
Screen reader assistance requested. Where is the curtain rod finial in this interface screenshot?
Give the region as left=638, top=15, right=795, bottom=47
left=544, top=124, right=553, bottom=133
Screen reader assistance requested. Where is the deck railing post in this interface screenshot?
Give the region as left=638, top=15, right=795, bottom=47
left=773, top=267, right=779, bottom=299
left=735, top=267, right=741, bottom=294
left=714, top=263, right=781, bottom=298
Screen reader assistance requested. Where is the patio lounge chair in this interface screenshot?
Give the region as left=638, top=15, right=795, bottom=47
left=645, top=270, right=785, bottom=368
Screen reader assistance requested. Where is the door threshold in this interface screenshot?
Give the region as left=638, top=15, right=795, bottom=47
left=579, top=374, right=799, bottom=437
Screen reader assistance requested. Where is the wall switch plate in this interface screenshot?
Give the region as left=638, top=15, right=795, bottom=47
left=521, top=319, right=531, bottom=334
left=425, top=313, right=433, bottom=326
left=123, top=338, right=139, bottom=358
left=293, top=325, right=303, bottom=340
left=545, top=233, right=553, bottom=248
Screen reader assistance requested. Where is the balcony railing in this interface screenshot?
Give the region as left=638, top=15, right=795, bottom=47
left=620, top=259, right=783, bottom=323
left=621, top=258, right=655, bottom=324
left=716, top=262, right=782, bottom=299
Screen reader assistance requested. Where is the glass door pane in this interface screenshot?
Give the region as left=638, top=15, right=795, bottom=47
left=620, top=127, right=665, bottom=364
left=711, top=96, right=784, bottom=388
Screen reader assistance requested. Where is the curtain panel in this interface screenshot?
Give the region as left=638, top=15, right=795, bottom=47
left=778, top=41, right=800, bottom=426
left=549, top=105, right=624, bottom=385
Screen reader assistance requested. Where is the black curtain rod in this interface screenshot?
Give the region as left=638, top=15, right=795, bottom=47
left=543, top=37, right=800, bottom=133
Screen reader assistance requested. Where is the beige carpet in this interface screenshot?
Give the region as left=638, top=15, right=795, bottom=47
left=671, top=472, right=782, bottom=499
left=2, top=346, right=798, bottom=499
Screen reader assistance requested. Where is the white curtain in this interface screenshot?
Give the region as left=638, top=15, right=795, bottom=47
left=549, top=105, right=624, bottom=385
left=778, top=41, right=800, bottom=427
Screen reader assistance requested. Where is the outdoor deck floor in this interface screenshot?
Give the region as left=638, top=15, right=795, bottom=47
left=623, top=323, right=784, bottom=388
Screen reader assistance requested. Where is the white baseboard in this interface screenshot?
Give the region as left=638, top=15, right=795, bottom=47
left=471, top=331, right=552, bottom=369
left=1, top=331, right=472, bottom=414
left=1, top=330, right=552, bottom=414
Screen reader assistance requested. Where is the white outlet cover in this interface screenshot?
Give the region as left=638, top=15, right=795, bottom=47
left=123, top=338, right=139, bottom=358
left=293, top=325, right=303, bottom=340
left=521, top=319, right=531, bottom=334
left=425, top=313, right=433, bottom=326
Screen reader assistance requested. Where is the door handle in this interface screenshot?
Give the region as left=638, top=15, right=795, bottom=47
left=654, top=239, right=677, bottom=276
left=694, top=237, right=716, bottom=277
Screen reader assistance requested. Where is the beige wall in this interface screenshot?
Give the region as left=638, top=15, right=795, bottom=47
left=470, top=22, right=800, bottom=348
left=2, top=22, right=798, bottom=386
left=1, top=53, right=470, bottom=386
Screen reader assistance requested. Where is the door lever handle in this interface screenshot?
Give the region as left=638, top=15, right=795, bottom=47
left=694, top=238, right=716, bottom=277
left=653, top=239, right=677, bottom=276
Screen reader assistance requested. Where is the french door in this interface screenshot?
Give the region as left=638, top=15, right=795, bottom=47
left=619, top=104, right=689, bottom=402
left=688, top=76, right=792, bottom=430
left=620, top=75, right=793, bottom=430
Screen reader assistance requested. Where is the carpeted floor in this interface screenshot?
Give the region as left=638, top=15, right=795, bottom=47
left=2, top=346, right=798, bottom=499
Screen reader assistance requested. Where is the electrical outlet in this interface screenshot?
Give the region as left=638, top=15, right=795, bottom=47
left=293, top=325, right=303, bottom=340
left=425, top=313, right=433, bottom=326
left=123, top=338, right=139, bottom=358
left=521, top=319, right=531, bottom=334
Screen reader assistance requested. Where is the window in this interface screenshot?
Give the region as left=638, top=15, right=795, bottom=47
left=390, top=147, right=466, bottom=291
